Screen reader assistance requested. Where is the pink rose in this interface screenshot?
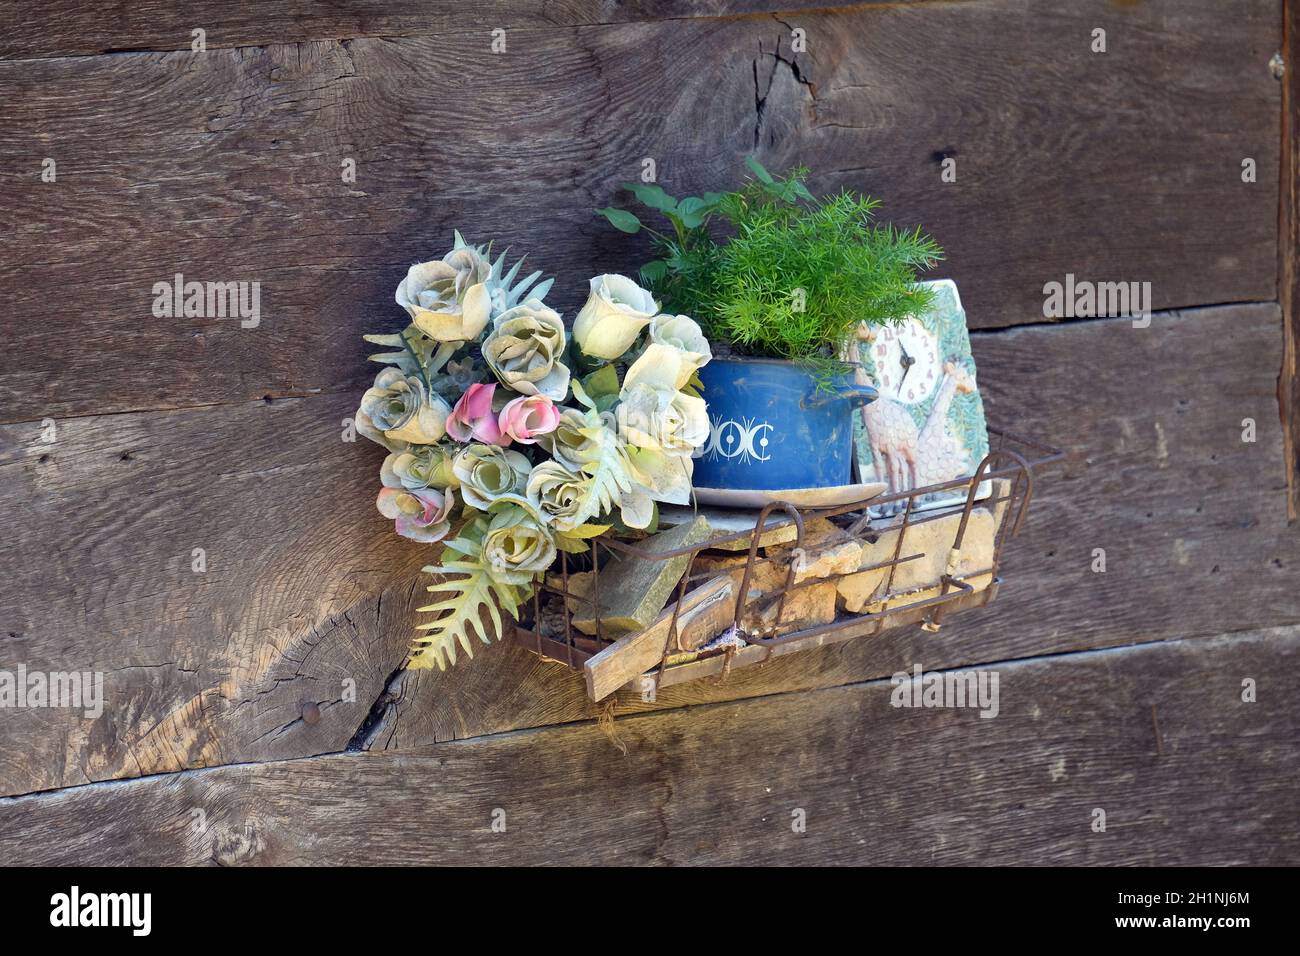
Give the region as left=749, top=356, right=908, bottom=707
left=446, top=382, right=505, bottom=444
left=377, top=486, right=455, bottom=543
left=498, top=394, right=561, bottom=444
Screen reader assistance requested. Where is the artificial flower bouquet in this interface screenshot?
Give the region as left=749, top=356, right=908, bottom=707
left=355, top=234, right=713, bottom=669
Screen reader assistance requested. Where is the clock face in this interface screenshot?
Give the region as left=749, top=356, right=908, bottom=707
left=871, top=318, right=940, bottom=405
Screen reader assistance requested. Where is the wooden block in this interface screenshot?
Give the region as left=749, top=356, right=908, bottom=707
left=584, top=576, right=736, bottom=701
left=569, top=516, right=711, bottom=635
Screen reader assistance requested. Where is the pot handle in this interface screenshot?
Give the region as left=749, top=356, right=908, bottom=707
left=800, top=384, right=878, bottom=410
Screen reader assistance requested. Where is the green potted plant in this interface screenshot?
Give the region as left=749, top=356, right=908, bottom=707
left=597, top=158, right=942, bottom=501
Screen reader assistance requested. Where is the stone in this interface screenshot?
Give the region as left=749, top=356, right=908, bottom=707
left=790, top=538, right=864, bottom=583
left=836, top=566, right=888, bottom=616
left=747, top=580, right=839, bottom=638
left=690, top=520, right=861, bottom=636
left=836, top=491, right=1002, bottom=614
left=569, top=515, right=712, bottom=636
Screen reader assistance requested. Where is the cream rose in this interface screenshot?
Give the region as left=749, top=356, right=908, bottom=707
left=525, top=460, right=596, bottom=532
left=623, top=342, right=698, bottom=392
left=482, top=503, right=557, bottom=584
left=452, top=443, right=531, bottom=510
left=650, top=314, right=712, bottom=374
left=395, top=247, right=491, bottom=342
left=572, top=274, right=657, bottom=360
left=381, top=444, right=457, bottom=491
left=357, top=368, right=451, bottom=446
left=538, top=407, right=604, bottom=470
left=481, top=300, right=571, bottom=401
left=617, top=382, right=710, bottom=456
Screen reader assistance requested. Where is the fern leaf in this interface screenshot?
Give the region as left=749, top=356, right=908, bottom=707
left=409, top=522, right=526, bottom=670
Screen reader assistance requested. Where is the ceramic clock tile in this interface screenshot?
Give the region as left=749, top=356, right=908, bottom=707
left=851, top=279, right=990, bottom=509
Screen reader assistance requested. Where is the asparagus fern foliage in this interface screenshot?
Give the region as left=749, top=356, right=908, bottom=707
left=597, top=156, right=943, bottom=384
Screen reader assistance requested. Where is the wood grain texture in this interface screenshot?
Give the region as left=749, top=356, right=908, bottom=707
left=1280, top=0, right=1299, bottom=521
left=1, top=628, right=1294, bottom=866
left=3, top=303, right=1291, bottom=797
left=0, top=0, right=1280, bottom=422
left=0, top=0, right=878, bottom=60
left=0, top=392, right=434, bottom=797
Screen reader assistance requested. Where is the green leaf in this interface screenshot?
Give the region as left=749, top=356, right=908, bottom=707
left=606, top=501, right=659, bottom=536
left=553, top=535, right=591, bottom=554
left=680, top=369, right=705, bottom=399
left=596, top=207, right=642, bottom=234
left=676, top=196, right=710, bottom=229
left=581, top=364, right=621, bottom=403
left=639, top=260, right=669, bottom=286
left=562, top=523, right=612, bottom=540
left=621, top=182, right=678, bottom=214
left=410, top=520, right=528, bottom=671
left=745, top=155, right=774, bottom=184
left=569, top=377, right=596, bottom=410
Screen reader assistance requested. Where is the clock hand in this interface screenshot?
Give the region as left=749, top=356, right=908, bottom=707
left=897, top=340, right=915, bottom=389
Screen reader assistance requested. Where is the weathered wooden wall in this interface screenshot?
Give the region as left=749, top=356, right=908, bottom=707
left=0, top=0, right=1295, bottom=864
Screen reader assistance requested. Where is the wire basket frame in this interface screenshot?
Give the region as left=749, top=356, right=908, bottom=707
left=515, top=427, right=1062, bottom=698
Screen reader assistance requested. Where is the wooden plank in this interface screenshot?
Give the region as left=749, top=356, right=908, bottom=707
left=3, top=304, right=1291, bottom=796
left=0, top=392, right=433, bottom=797
left=1, top=629, right=1294, bottom=865
left=584, top=575, right=735, bottom=701
left=1281, top=0, right=1299, bottom=521
left=0, top=0, right=1279, bottom=422
left=644, top=577, right=998, bottom=691
left=0, top=0, right=877, bottom=60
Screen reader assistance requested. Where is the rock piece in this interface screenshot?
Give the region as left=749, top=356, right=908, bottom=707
left=836, top=488, right=1004, bottom=614
left=748, top=580, right=839, bottom=639
left=690, top=520, right=861, bottom=636
left=790, top=538, right=864, bottom=583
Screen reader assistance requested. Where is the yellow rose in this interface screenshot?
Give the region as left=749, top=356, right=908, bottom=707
left=572, top=274, right=657, bottom=360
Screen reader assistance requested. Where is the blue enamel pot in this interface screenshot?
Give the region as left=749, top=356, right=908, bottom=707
left=693, top=358, right=878, bottom=491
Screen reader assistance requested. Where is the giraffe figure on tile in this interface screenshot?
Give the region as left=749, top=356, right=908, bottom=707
left=847, top=329, right=919, bottom=502
left=912, top=361, right=976, bottom=489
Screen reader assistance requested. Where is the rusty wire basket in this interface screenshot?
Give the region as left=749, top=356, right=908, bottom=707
left=515, top=427, right=1063, bottom=702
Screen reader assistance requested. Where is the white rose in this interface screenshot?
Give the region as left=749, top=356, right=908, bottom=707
left=452, top=443, right=531, bottom=510
left=525, top=460, right=594, bottom=532
left=395, top=248, right=492, bottom=342
left=482, top=503, right=557, bottom=584
left=481, top=300, right=571, bottom=401
left=649, top=314, right=711, bottom=374
left=357, top=368, right=451, bottom=446
left=572, top=274, right=658, bottom=360
left=623, top=342, right=695, bottom=392
left=617, top=382, right=709, bottom=456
